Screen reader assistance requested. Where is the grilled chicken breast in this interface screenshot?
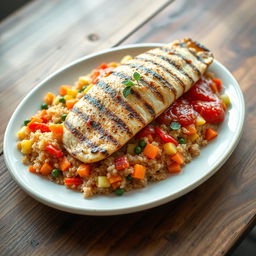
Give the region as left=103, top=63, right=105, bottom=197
left=63, top=38, right=213, bottom=163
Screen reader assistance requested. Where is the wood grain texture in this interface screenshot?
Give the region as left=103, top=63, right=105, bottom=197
left=0, top=0, right=172, bottom=151
left=1, top=0, right=256, bottom=255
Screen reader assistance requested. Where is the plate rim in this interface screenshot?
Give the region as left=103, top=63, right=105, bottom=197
left=3, top=43, right=245, bottom=215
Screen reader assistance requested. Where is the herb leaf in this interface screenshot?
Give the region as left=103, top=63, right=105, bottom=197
left=133, top=72, right=140, bottom=81
left=122, top=80, right=134, bottom=86
left=123, top=86, right=132, bottom=98
left=170, top=121, right=181, bottom=130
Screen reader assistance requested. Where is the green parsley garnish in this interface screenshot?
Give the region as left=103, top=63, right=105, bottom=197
left=170, top=121, right=181, bottom=130
left=122, top=72, right=141, bottom=98
left=78, top=85, right=87, bottom=93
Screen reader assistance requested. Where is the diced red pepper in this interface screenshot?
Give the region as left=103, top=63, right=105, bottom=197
left=137, top=125, right=155, bottom=139
left=115, top=156, right=130, bottom=171
left=27, top=122, right=50, bottom=133
left=45, top=144, right=63, bottom=158
left=155, top=127, right=178, bottom=146
left=97, top=63, right=108, bottom=69
left=64, top=177, right=83, bottom=186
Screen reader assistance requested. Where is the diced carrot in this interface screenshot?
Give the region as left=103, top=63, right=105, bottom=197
left=49, top=124, right=64, bottom=135
left=132, top=164, right=146, bottom=179
left=168, top=162, right=181, bottom=174
left=205, top=128, right=218, bottom=141
left=59, top=157, right=71, bottom=172
left=183, top=124, right=197, bottom=135
left=44, top=92, right=55, bottom=105
left=210, top=82, right=218, bottom=93
left=143, top=143, right=159, bottom=159
left=40, top=162, right=53, bottom=175
left=171, top=152, right=184, bottom=165
left=213, top=78, right=222, bottom=92
left=108, top=174, right=122, bottom=184
left=28, top=165, right=36, bottom=173
left=59, top=85, right=71, bottom=96
left=77, top=164, right=91, bottom=177
left=66, top=99, right=78, bottom=109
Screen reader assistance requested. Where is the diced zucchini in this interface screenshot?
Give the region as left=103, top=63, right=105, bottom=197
left=97, top=176, right=111, bottom=188
left=220, top=94, right=231, bottom=106
left=163, top=143, right=177, bottom=155
left=20, top=140, right=33, bottom=154
left=53, top=95, right=61, bottom=105
left=127, top=144, right=136, bottom=155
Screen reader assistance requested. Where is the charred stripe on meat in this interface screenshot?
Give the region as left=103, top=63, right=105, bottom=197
left=72, top=107, right=120, bottom=146
left=83, top=94, right=133, bottom=136
left=64, top=121, right=108, bottom=154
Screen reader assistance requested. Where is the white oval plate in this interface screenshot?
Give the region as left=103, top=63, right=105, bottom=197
left=4, top=44, right=245, bottom=216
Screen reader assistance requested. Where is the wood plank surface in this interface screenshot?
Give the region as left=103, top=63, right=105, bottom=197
left=1, top=0, right=256, bottom=255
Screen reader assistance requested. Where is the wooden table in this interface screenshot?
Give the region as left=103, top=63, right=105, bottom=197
left=1, top=0, right=255, bottom=255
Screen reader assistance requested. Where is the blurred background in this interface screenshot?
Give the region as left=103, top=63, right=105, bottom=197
left=0, top=1, right=255, bottom=255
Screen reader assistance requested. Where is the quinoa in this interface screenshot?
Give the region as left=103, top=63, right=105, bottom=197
left=16, top=59, right=227, bottom=198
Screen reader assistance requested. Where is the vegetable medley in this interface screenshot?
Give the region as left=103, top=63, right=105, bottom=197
left=17, top=56, right=230, bottom=198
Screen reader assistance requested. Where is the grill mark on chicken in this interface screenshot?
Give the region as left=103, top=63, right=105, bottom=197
left=176, top=39, right=209, bottom=64
left=95, top=80, right=145, bottom=125
left=134, top=56, right=183, bottom=93
left=124, top=63, right=176, bottom=98
left=111, top=72, right=156, bottom=117
left=72, top=107, right=120, bottom=146
left=64, top=121, right=108, bottom=154
left=146, top=52, right=194, bottom=84
left=160, top=48, right=201, bottom=77
left=83, top=94, right=133, bottom=136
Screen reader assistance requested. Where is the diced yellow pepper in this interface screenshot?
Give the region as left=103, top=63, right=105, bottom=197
left=20, top=140, right=33, bottom=154
left=17, top=126, right=29, bottom=140
left=66, top=89, right=78, bottom=98
left=196, top=115, right=206, bottom=126
left=97, top=176, right=111, bottom=188
left=220, top=94, right=231, bottom=106
left=78, top=76, right=90, bottom=85
left=64, top=94, right=73, bottom=101
left=189, top=133, right=199, bottom=142
left=163, top=143, right=177, bottom=155
left=121, top=55, right=133, bottom=64
left=83, top=84, right=94, bottom=94
left=127, top=144, right=136, bottom=155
